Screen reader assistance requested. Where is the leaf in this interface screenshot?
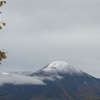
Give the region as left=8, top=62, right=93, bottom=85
left=1, top=55, right=7, bottom=59
left=0, top=26, right=2, bottom=30
left=0, top=1, right=3, bottom=7
left=3, top=23, right=6, bottom=26
left=0, top=57, right=2, bottom=61
left=3, top=1, right=6, bottom=4
left=0, top=51, right=7, bottom=59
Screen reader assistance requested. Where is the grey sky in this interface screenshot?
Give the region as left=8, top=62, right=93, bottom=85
left=0, top=0, right=100, bottom=78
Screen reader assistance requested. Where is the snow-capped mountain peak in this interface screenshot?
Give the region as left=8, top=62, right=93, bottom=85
left=42, top=61, right=82, bottom=74
left=48, top=61, right=69, bottom=68
left=43, top=61, right=69, bottom=71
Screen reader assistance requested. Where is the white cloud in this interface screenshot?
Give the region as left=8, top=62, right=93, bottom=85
left=0, top=72, right=64, bottom=86
left=0, top=74, right=46, bottom=86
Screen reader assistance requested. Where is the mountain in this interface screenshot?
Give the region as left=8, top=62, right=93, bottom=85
left=31, top=61, right=82, bottom=77
left=0, top=61, right=100, bottom=100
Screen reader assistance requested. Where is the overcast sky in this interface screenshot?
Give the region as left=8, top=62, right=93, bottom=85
left=0, top=0, right=100, bottom=78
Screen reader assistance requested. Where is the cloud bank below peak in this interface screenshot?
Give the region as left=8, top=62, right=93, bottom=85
left=0, top=74, right=45, bottom=86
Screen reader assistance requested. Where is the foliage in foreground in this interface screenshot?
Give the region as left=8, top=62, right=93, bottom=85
left=0, top=0, right=6, bottom=64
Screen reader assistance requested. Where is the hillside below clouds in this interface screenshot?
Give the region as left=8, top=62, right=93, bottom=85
left=0, top=61, right=100, bottom=100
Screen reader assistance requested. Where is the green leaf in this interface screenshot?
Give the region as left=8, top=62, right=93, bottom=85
left=3, top=1, right=6, bottom=4
left=0, top=26, right=2, bottom=30
left=0, top=57, right=2, bottom=61
left=2, top=23, right=6, bottom=26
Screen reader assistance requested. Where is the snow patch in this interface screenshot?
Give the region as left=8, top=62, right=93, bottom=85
left=42, top=61, right=82, bottom=74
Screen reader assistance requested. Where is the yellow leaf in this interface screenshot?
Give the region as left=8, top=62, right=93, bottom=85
left=0, top=1, right=3, bottom=7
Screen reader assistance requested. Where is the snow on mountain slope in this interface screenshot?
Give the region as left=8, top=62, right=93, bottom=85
left=41, top=61, right=82, bottom=75
left=30, top=61, right=84, bottom=81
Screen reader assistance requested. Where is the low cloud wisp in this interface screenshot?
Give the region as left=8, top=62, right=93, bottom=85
left=0, top=73, right=46, bottom=86
left=0, top=72, right=63, bottom=86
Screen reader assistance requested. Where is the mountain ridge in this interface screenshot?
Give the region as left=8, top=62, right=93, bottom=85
left=0, top=61, right=100, bottom=100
